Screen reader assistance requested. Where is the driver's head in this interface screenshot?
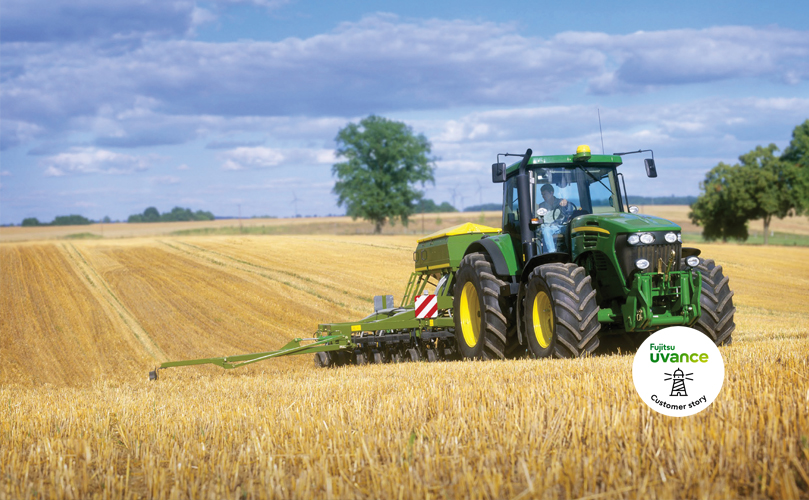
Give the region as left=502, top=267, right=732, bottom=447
left=540, top=184, right=554, bottom=203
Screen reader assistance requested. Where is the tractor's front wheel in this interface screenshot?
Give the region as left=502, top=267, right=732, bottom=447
left=689, top=258, right=735, bottom=345
left=524, top=263, right=600, bottom=358
left=453, top=253, right=509, bottom=360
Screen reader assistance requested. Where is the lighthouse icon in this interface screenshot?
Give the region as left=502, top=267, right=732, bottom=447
left=663, top=368, right=693, bottom=396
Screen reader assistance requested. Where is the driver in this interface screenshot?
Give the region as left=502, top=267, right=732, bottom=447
left=538, top=184, right=573, bottom=253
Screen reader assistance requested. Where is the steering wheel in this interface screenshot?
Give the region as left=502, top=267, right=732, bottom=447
left=536, top=207, right=561, bottom=225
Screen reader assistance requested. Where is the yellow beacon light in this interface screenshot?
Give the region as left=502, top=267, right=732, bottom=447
left=573, top=144, right=592, bottom=161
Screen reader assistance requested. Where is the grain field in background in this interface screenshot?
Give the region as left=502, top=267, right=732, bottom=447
left=1, top=235, right=808, bottom=499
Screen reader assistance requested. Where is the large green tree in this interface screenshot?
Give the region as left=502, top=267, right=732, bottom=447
left=332, top=115, right=435, bottom=233
left=780, top=119, right=809, bottom=214
left=689, top=162, right=751, bottom=242
left=691, top=122, right=809, bottom=244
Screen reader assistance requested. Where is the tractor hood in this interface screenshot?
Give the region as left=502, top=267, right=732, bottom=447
left=572, top=213, right=681, bottom=235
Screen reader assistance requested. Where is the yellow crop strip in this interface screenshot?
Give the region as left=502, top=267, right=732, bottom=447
left=1, top=234, right=808, bottom=499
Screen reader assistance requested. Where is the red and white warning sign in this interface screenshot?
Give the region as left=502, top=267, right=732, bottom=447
left=415, top=294, right=438, bottom=319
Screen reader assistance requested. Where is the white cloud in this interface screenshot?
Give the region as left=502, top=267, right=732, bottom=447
left=177, top=164, right=191, bottom=170
left=149, top=176, right=180, bottom=185
left=582, top=26, right=809, bottom=94
left=41, top=147, right=153, bottom=176
left=0, top=119, right=44, bottom=150
left=221, top=147, right=284, bottom=170
left=2, top=17, right=807, bottom=151
left=220, top=146, right=336, bottom=171
left=0, top=0, right=196, bottom=42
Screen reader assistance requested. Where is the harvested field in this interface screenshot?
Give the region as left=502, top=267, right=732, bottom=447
left=1, top=235, right=808, bottom=499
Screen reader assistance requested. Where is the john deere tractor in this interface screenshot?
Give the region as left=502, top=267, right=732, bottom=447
left=447, top=145, right=735, bottom=360
left=150, top=145, right=735, bottom=377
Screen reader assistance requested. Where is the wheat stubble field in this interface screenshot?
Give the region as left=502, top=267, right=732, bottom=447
left=2, top=232, right=809, bottom=499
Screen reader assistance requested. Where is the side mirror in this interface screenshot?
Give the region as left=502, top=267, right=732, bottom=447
left=644, top=158, right=657, bottom=178
left=492, top=163, right=507, bottom=183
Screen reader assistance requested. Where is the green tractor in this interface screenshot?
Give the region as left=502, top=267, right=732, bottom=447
left=447, top=144, right=734, bottom=360
left=150, top=145, right=734, bottom=377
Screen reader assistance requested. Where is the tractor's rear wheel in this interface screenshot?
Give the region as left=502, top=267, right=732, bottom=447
left=453, top=253, right=509, bottom=360
left=524, top=263, right=600, bottom=358
left=689, top=258, right=735, bottom=345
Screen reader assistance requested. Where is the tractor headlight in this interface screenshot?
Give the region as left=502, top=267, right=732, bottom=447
left=628, top=234, right=641, bottom=245
left=686, top=256, right=700, bottom=267
left=636, top=259, right=650, bottom=270
left=664, top=232, right=677, bottom=243
left=640, top=233, right=655, bottom=244
left=677, top=233, right=682, bottom=243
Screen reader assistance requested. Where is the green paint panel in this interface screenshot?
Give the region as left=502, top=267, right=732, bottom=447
left=506, top=155, right=622, bottom=176
left=480, top=233, right=520, bottom=275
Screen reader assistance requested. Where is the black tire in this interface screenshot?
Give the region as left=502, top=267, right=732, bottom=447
left=426, top=349, right=438, bottom=362
left=453, top=253, right=509, bottom=360
left=524, top=263, right=600, bottom=358
left=314, top=352, right=331, bottom=368
left=356, top=351, right=369, bottom=365
left=406, top=347, right=420, bottom=362
left=689, top=258, right=735, bottom=345
left=332, top=351, right=350, bottom=367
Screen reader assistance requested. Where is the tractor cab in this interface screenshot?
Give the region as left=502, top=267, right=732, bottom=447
left=496, top=145, right=625, bottom=260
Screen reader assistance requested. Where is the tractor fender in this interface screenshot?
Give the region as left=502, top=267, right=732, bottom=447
left=520, top=252, right=570, bottom=284
left=682, top=247, right=701, bottom=258
left=465, top=238, right=511, bottom=277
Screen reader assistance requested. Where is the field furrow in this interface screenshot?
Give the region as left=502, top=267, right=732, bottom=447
left=158, top=239, right=366, bottom=313
left=177, top=235, right=419, bottom=305
left=0, top=244, right=152, bottom=385
left=63, top=243, right=166, bottom=361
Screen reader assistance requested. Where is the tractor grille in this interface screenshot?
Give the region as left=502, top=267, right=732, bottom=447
left=615, top=232, right=682, bottom=281
left=633, top=243, right=681, bottom=271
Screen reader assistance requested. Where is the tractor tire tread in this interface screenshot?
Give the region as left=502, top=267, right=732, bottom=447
left=454, top=253, right=510, bottom=360
left=537, top=263, right=601, bottom=358
left=687, top=257, right=735, bottom=346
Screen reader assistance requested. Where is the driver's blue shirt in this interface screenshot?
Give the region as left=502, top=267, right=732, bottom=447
left=539, top=196, right=573, bottom=253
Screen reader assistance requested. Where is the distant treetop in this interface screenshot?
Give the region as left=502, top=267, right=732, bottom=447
left=128, top=207, right=215, bottom=223
left=21, top=214, right=91, bottom=226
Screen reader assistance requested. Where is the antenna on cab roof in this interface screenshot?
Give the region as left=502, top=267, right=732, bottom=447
left=598, top=108, right=605, bottom=155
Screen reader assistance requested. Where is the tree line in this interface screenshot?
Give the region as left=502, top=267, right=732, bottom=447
left=128, top=206, right=215, bottom=223
left=22, top=215, right=93, bottom=226
left=690, top=120, right=809, bottom=244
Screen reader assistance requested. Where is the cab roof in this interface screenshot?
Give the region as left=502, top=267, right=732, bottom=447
left=506, top=153, right=623, bottom=176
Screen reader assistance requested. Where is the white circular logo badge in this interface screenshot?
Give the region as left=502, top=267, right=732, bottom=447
left=632, top=326, right=725, bottom=417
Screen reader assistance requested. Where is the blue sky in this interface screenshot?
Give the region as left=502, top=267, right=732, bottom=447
left=1, top=0, right=808, bottom=224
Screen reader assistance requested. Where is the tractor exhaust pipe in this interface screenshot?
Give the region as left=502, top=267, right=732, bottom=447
left=516, top=148, right=535, bottom=263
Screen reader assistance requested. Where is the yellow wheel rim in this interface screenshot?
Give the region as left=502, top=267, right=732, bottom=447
left=532, top=291, right=553, bottom=348
left=459, top=282, right=481, bottom=348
